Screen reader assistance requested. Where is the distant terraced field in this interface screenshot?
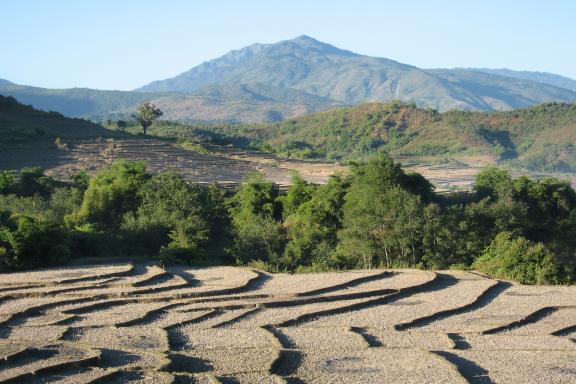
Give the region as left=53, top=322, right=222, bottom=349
left=3, top=138, right=575, bottom=193
left=0, top=264, right=574, bottom=383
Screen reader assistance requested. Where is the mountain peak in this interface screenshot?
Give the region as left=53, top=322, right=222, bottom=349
left=291, top=34, right=320, bottom=42
left=282, top=35, right=357, bottom=56
left=134, top=37, right=576, bottom=111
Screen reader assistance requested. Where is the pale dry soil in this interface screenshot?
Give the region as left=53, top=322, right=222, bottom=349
left=0, top=264, right=574, bottom=383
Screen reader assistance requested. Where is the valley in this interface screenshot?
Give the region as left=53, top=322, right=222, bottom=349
left=3, top=4, right=576, bottom=384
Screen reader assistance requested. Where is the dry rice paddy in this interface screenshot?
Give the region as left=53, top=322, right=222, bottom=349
left=0, top=263, right=574, bottom=383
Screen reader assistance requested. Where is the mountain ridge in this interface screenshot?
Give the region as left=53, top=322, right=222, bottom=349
left=465, top=68, right=576, bottom=91
left=136, top=35, right=576, bottom=112
left=0, top=81, right=339, bottom=123
left=2, top=36, right=576, bottom=122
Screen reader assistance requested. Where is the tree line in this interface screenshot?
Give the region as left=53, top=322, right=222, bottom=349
left=1, top=153, right=574, bottom=284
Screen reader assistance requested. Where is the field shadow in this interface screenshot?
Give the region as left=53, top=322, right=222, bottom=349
left=270, top=350, right=304, bottom=376
left=433, top=350, right=493, bottom=384
left=165, top=353, right=213, bottom=373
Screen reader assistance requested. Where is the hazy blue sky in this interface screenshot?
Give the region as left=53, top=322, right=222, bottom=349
left=2, top=1, right=574, bottom=90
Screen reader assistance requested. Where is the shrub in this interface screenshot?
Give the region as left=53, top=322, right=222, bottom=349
left=473, top=232, right=561, bottom=284
left=0, top=216, right=70, bottom=270
left=0, top=170, right=17, bottom=194
left=67, top=161, right=148, bottom=228
left=15, top=167, right=56, bottom=197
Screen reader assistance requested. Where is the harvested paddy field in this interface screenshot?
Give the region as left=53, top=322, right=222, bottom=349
left=3, top=138, right=576, bottom=192
left=0, top=264, right=574, bottom=383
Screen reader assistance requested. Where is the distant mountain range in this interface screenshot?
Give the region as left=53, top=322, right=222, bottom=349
left=0, top=81, right=339, bottom=124
left=466, top=68, right=576, bottom=92
left=2, top=35, right=576, bottom=122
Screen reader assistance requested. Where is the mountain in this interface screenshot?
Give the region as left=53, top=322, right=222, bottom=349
left=3, top=36, right=576, bottom=122
left=208, top=101, right=576, bottom=172
left=0, top=80, right=339, bottom=123
left=424, top=68, right=576, bottom=110
left=467, top=68, right=576, bottom=91
left=137, top=35, right=576, bottom=112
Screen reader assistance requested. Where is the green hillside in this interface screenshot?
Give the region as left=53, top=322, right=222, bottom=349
left=202, top=101, right=576, bottom=172
left=0, top=95, right=115, bottom=146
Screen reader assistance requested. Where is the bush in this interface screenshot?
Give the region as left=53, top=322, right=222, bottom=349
left=0, top=171, right=17, bottom=194
left=473, top=232, right=562, bottom=284
left=0, top=216, right=70, bottom=270
left=67, top=161, right=148, bottom=228
left=0, top=168, right=57, bottom=197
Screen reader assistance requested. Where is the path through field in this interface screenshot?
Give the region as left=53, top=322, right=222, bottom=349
left=0, top=264, right=574, bottom=383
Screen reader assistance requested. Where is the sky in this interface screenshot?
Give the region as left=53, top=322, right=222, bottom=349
left=1, top=0, right=575, bottom=90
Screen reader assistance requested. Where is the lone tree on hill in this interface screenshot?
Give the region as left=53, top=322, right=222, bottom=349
left=133, top=102, right=163, bottom=136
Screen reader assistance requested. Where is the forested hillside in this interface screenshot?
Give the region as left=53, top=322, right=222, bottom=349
left=201, top=101, right=576, bottom=172
left=0, top=82, right=339, bottom=123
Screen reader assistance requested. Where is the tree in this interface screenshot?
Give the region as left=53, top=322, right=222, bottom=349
left=282, top=175, right=348, bottom=269
left=0, top=171, right=16, bottom=194
left=0, top=215, right=70, bottom=270
left=474, top=166, right=513, bottom=199
left=334, top=153, right=424, bottom=268
left=122, top=173, right=230, bottom=260
left=228, top=172, right=283, bottom=264
left=278, top=172, right=315, bottom=219
left=133, top=103, right=163, bottom=136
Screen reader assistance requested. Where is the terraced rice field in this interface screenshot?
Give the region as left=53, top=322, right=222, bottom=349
left=0, top=264, right=574, bottom=383
left=3, top=138, right=576, bottom=192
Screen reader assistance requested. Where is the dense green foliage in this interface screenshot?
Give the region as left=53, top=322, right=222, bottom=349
left=473, top=232, right=561, bottom=284
left=0, top=155, right=574, bottom=284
